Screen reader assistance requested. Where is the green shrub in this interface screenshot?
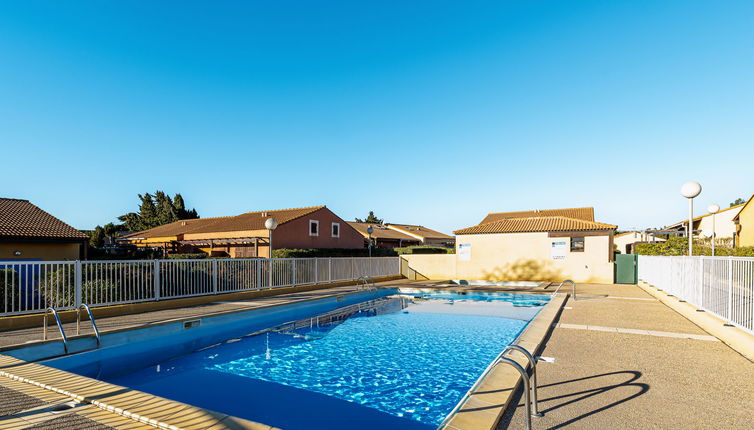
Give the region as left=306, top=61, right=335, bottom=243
left=0, top=268, right=21, bottom=312
left=167, top=253, right=208, bottom=259
left=394, top=246, right=454, bottom=255
left=636, top=236, right=754, bottom=256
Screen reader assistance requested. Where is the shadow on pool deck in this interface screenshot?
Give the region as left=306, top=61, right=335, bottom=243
left=496, top=283, right=754, bottom=430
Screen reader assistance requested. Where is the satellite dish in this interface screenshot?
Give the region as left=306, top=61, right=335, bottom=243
left=701, top=230, right=713, bottom=238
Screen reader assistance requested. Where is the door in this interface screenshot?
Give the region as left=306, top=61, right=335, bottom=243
left=615, top=254, right=638, bottom=284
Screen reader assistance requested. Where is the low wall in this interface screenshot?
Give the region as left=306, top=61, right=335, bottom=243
left=401, top=255, right=456, bottom=280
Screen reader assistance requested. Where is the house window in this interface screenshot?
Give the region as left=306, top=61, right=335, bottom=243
left=571, top=237, right=585, bottom=252
left=331, top=222, right=340, bottom=238
left=309, top=220, right=319, bottom=236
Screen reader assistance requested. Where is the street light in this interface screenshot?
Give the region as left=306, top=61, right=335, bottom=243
left=366, top=226, right=374, bottom=258
left=707, top=204, right=720, bottom=256
left=680, top=181, right=702, bottom=256
left=265, top=217, right=278, bottom=288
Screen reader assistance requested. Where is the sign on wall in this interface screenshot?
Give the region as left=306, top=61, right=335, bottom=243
left=458, top=243, right=472, bottom=261
left=551, top=240, right=567, bottom=260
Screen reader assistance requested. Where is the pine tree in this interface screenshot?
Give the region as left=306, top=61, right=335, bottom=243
left=154, top=191, right=178, bottom=226
left=138, top=193, right=159, bottom=229
left=355, top=211, right=383, bottom=224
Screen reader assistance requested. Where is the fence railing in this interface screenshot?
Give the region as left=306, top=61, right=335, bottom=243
left=0, top=257, right=400, bottom=316
left=638, top=255, right=754, bottom=334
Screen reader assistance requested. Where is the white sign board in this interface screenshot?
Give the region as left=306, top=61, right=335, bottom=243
left=551, top=240, right=567, bottom=260
left=458, top=243, right=472, bottom=261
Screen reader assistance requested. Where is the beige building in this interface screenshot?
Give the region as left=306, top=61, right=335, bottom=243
left=733, top=195, right=754, bottom=247
left=666, top=203, right=744, bottom=240
left=402, top=207, right=617, bottom=283
left=0, top=198, right=88, bottom=260
left=614, top=231, right=666, bottom=254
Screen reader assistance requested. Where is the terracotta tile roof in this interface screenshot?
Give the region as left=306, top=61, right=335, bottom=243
left=386, top=224, right=454, bottom=240
left=347, top=222, right=420, bottom=241
left=481, top=207, right=594, bottom=224
left=0, top=198, right=87, bottom=241
left=454, top=216, right=616, bottom=235
left=122, top=206, right=325, bottom=239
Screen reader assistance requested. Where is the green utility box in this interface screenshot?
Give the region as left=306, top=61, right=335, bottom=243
left=615, top=254, right=638, bottom=284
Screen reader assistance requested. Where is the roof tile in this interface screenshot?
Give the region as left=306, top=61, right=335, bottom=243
left=0, top=198, right=87, bottom=241
left=454, top=216, right=616, bottom=235
left=481, top=207, right=594, bottom=224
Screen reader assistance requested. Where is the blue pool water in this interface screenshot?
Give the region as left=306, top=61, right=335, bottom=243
left=51, top=293, right=548, bottom=429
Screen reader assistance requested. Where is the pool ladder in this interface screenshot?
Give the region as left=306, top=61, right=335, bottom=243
left=438, top=345, right=542, bottom=430
left=357, top=276, right=376, bottom=291
left=548, top=279, right=576, bottom=301
left=43, top=304, right=102, bottom=355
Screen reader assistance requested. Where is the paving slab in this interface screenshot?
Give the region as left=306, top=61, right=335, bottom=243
left=498, top=283, right=754, bottom=430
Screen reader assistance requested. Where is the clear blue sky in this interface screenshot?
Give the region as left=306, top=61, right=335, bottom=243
left=1, top=1, right=752, bottom=233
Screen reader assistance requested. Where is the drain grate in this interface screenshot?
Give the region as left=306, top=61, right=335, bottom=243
left=22, top=414, right=115, bottom=430
left=0, top=385, right=46, bottom=417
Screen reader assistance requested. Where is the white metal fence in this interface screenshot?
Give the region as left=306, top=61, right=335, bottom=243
left=0, top=257, right=400, bottom=316
left=638, top=255, right=754, bottom=334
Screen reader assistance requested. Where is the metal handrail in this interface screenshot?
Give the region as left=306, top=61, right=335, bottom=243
left=550, top=279, right=576, bottom=300
left=437, top=345, right=542, bottom=429
left=503, top=345, right=543, bottom=417
left=42, top=307, right=69, bottom=354
left=76, top=304, right=101, bottom=347
left=357, top=276, right=376, bottom=291
left=499, top=357, right=534, bottom=430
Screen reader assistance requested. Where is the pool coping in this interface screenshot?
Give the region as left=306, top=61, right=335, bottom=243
left=440, top=292, right=567, bottom=430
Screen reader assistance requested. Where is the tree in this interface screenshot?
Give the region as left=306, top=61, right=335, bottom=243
left=730, top=197, right=746, bottom=207
left=88, top=226, right=105, bottom=248
left=118, top=191, right=200, bottom=232
left=355, top=211, right=383, bottom=224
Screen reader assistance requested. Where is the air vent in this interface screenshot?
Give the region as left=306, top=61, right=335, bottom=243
left=183, top=319, right=201, bottom=329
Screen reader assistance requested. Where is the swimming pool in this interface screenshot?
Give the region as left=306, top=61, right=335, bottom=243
left=46, top=290, right=549, bottom=429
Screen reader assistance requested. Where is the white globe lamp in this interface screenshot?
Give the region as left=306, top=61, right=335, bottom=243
left=680, top=182, right=702, bottom=256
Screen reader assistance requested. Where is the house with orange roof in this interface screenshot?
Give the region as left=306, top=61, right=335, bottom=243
left=384, top=223, right=455, bottom=247
left=454, top=211, right=617, bottom=283
left=403, top=206, right=617, bottom=283
left=121, top=206, right=364, bottom=258
left=0, top=198, right=88, bottom=260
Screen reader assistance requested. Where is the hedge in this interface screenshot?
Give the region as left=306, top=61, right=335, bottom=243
left=636, top=237, right=754, bottom=256
left=394, top=246, right=455, bottom=255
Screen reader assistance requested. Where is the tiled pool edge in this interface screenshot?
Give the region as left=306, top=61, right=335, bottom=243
left=441, top=293, right=567, bottom=430
left=0, top=354, right=277, bottom=429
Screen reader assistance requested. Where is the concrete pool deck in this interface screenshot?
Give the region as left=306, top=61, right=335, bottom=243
left=496, top=283, right=754, bottom=430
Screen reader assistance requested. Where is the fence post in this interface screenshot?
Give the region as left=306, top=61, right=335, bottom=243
left=212, top=259, right=218, bottom=294
left=329, top=258, right=332, bottom=282
left=154, top=260, right=161, bottom=301
left=314, top=258, right=318, bottom=284
left=257, top=259, right=262, bottom=290
left=74, top=260, right=82, bottom=307
left=727, top=257, right=733, bottom=320
left=351, top=257, right=355, bottom=279
left=292, top=259, right=297, bottom=287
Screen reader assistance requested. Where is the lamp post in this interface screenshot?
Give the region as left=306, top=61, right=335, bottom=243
left=680, top=181, right=702, bottom=256
left=265, top=217, right=278, bottom=288
left=366, top=226, right=374, bottom=258
left=707, top=204, right=720, bottom=256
